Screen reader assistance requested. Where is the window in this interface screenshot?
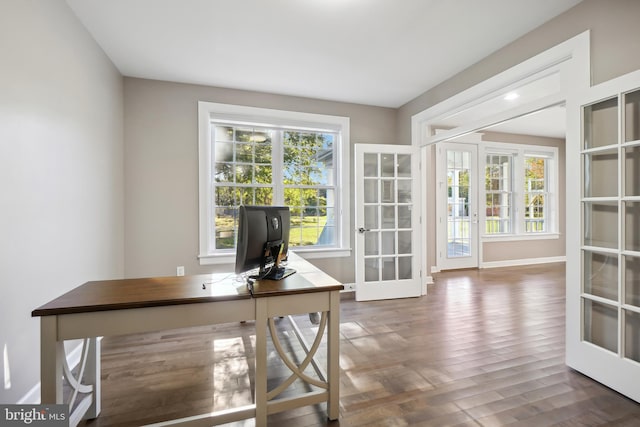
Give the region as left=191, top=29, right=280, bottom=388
left=482, top=143, right=558, bottom=239
left=524, top=156, right=548, bottom=232
left=198, top=102, right=350, bottom=264
left=485, top=154, right=513, bottom=234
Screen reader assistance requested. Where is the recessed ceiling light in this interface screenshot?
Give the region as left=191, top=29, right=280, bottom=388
left=504, top=92, right=519, bottom=101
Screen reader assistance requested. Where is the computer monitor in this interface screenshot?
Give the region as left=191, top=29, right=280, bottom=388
left=234, top=205, right=296, bottom=281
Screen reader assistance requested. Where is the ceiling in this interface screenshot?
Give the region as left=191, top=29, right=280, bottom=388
left=66, top=0, right=580, bottom=138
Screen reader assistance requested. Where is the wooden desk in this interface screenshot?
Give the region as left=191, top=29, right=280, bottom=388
left=32, top=254, right=342, bottom=427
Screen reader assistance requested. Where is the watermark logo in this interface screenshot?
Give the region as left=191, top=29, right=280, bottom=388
left=0, top=405, right=68, bottom=426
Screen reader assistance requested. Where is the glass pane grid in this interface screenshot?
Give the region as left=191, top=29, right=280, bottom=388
left=581, top=94, right=626, bottom=356
left=485, top=154, right=512, bottom=234
left=212, top=125, right=338, bottom=250
left=362, top=151, right=413, bottom=283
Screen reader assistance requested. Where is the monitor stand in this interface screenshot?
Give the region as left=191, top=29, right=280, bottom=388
left=262, top=265, right=296, bottom=280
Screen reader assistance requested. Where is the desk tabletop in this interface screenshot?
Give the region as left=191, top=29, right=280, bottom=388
left=32, top=253, right=343, bottom=317
left=32, top=273, right=250, bottom=317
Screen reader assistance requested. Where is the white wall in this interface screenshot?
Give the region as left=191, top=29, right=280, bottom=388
left=0, top=0, right=124, bottom=403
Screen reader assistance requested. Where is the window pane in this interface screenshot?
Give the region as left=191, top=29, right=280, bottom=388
left=525, top=157, right=547, bottom=233
left=485, top=154, right=512, bottom=234
left=211, top=123, right=339, bottom=253
left=215, top=163, right=234, bottom=183
left=214, top=207, right=237, bottom=249
left=215, top=142, right=234, bottom=162
left=254, top=143, right=272, bottom=163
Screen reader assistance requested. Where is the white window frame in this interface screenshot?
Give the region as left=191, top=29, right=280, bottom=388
left=198, top=101, right=351, bottom=265
left=480, top=142, right=559, bottom=242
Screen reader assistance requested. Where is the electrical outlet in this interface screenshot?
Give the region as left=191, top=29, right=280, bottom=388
left=342, top=283, right=356, bottom=292
left=176, top=266, right=185, bottom=276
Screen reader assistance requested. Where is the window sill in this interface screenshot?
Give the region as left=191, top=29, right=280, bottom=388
left=481, top=233, right=560, bottom=243
left=198, top=248, right=352, bottom=266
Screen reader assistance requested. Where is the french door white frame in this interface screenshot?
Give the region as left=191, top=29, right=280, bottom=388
left=413, top=31, right=590, bottom=279
left=354, top=144, right=423, bottom=301
left=566, top=68, right=640, bottom=403
left=436, top=142, right=479, bottom=270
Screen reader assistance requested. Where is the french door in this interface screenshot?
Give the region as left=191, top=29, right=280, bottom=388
left=436, top=142, right=479, bottom=270
left=354, top=144, right=421, bottom=301
left=566, top=68, right=640, bottom=402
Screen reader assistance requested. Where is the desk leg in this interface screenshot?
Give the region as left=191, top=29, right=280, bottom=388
left=255, top=299, right=268, bottom=427
left=327, top=291, right=340, bottom=420
left=40, top=316, right=63, bottom=404
left=85, top=337, right=101, bottom=419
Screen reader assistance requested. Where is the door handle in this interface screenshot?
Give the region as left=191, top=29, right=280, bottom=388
left=358, top=227, right=370, bottom=234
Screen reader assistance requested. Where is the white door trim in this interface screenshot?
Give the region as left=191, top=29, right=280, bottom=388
left=411, top=30, right=590, bottom=279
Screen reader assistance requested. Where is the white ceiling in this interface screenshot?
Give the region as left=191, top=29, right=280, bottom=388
left=66, top=0, right=581, bottom=111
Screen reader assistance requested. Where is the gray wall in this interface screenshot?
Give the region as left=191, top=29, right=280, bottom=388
left=0, top=0, right=124, bottom=402
left=123, top=78, right=396, bottom=282
left=398, top=0, right=640, bottom=272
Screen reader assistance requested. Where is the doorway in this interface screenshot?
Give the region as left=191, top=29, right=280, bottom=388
left=436, top=142, right=479, bottom=270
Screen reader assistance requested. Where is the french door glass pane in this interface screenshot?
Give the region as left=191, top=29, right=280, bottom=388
left=447, top=150, right=471, bottom=258
left=583, top=202, right=618, bottom=249
left=364, top=153, right=378, bottom=177
left=364, top=206, right=378, bottom=230
left=584, top=97, right=618, bottom=149
left=364, top=180, right=378, bottom=203
left=398, top=231, right=411, bottom=254
left=382, top=257, right=396, bottom=280
left=625, top=202, right=640, bottom=251
left=364, top=232, right=378, bottom=256
left=398, top=256, right=412, bottom=280
left=397, top=154, right=411, bottom=177
left=583, top=150, right=618, bottom=197
left=382, top=206, right=395, bottom=228
left=583, top=299, right=618, bottom=353
left=398, top=206, right=411, bottom=228
left=625, top=255, right=640, bottom=307
left=365, top=258, right=379, bottom=282
left=624, top=90, right=640, bottom=142
left=625, top=146, right=640, bottom=196
left=381, top=231, right=395, bottom=255
left=625, top=310, right=640, bottom=362
left=583, top=251, right=618, bottom=301
left=398, top=180, right=412, bottom=203
left=381, top=154, right=395, bottom=177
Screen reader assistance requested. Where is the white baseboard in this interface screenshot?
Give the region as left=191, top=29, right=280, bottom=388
left=18, top=338, right=101, bottom=404
left=481, top=256, right=566, bottom=269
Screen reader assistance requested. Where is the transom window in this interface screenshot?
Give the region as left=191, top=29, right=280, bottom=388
left=198, top=102, right=350, bottom=264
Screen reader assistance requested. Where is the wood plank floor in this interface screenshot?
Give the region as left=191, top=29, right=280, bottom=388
left=78, top=263, right=640, bottom=426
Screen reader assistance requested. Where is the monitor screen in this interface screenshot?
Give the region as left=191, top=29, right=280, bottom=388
left=234, top=205, right=295, bottom=281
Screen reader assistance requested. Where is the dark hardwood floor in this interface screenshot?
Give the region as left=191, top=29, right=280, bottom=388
left=79, top=263, right=640, bottom=426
